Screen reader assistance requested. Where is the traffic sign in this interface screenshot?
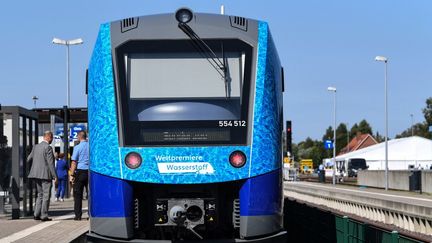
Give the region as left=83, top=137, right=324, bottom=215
left=324, top=140, right=333, bottom=150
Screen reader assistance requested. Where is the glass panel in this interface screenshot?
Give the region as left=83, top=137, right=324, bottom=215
left=19, top=116, right=23, bottom=178
left=38, top=124, right=50, bottom=136
left=26, top=118, right=31, bottom=170
left=0, top=114, right=13, bottom=193
left=26, top=118, right=30, bottom=139
left=32, top=120, right=36, bottom=145
left=127, top=52, right=244, bottom=122
left=128, top=52, right=244, bottom=99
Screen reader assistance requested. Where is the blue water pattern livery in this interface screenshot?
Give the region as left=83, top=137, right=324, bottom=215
left=88, top=23, right=121, bottom=178
left=239, top=21, right=283, bottom=217
left=120, top=146, right=250, bottom=184
left=249, top=21, right=282, bottom=177
left=88, top=21, right=282, bottom=184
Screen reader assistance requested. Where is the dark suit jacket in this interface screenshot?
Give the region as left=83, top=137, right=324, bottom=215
left=27, top=141, right=57, bottom=180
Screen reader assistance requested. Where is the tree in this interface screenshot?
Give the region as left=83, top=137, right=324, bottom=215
left=321, top=127, right=333, bottom=158
left=423, top=97, right=432, bottom=125
left=291, top=143, right=299, bottom=161
left=350, top=123, right=359, bottom=139
left=322, top=126, right=333, bottom=141
left=375, top=131, right=384, bottom=142
left=336, top=123, right=348, bottom=154
left=358, top=119, right=373, bottom=135
left=395, top=97, right=432, bottom=139
left=297, top=138, right=326, bottom=168
left=310, top=142, right=326, bottom=168
left=302, top=137, right=315, bottom=149
left=421, top=98, right=432, bottom=139
left=396, top=122, right=430, bottom=139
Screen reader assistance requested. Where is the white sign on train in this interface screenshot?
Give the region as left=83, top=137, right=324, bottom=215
left=157, top=162, right=215, bottom=174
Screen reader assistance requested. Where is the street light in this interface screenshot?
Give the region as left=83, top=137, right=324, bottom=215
left=327, top=86, right=337, bottom=185
left=53, top=38, right=83, bottom=199
left=32, top=96, right=39, bottom=108
left=52, top=37, right=84, bottom=107
left=375, top=55, right=389, bottom=190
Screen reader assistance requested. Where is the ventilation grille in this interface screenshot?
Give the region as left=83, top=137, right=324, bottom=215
left=121, top=17, right=139, bottom=33
left=134, top=198, right=139, bottom=229
left=232, top=199, right=240, bottom=228
left=230, top=16, right=248, bottom=31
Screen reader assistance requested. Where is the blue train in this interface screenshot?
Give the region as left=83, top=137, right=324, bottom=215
left=87, top=8, right=286, bottom=242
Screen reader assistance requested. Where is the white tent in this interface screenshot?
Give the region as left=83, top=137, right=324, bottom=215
left=335, top=136, right=432, bottom=170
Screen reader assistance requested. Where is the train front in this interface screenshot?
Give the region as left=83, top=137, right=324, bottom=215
left=87, top=8, right=285, bottom=242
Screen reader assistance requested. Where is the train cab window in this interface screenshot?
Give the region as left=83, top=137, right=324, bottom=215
left=115, top=39, right=253, bottom=146
left=126, top=52, right=245, bottom=122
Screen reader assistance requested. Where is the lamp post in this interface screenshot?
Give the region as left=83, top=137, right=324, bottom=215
left=375, top=55, right=389, bottom=190
left=52, top=38, right=84, bottom=108
left=53, top=38, right=83, bottom=199
left=327, top=86, right=337, bottom=185
left=32, top=96, right=39, bottom=109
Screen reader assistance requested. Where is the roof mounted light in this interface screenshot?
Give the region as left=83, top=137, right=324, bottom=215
left=175, top=8, right=193, bottom=24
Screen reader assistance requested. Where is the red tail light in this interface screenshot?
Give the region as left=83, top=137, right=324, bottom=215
left=125, top=152, right=142, bottom=169
left=229, top=151, right=246, bottom=168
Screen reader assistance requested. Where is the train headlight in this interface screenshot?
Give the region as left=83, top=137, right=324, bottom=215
left=175, top=8, right=193, bottom=24
left=229, top=151, right=246, bottom=168
left=125, top=152, right=142, bottom=169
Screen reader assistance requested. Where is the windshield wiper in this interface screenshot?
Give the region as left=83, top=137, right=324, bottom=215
left=178, top=22, right=231, bottom=98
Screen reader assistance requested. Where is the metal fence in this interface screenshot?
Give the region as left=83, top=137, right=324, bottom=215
left=0, top=106, right=39, bottom=219
left=335, top=216, right=424, bottom=243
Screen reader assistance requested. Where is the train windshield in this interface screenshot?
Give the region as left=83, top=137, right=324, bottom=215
left=127, top=51, right=245, bottom=121
left=116, top=39, right=252, bottom=146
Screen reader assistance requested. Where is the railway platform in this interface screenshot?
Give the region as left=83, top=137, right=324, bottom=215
left=0, top=198, right=88, bottom=243
left=284, top=181, right=432, bottom=242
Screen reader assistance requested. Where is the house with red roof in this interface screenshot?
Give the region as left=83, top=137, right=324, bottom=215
left=338, top=133, right=378, bottom=155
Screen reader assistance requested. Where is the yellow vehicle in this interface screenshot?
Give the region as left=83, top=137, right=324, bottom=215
left=299, top=159, right=314, bottom=174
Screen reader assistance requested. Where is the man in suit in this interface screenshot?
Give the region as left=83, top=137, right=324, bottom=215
left=27, top=131, right=57, bottom=221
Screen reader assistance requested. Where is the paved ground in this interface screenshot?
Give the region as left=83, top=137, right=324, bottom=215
left=0, top=221, right=40, bottom=240
left=0, top=198, right=88, bottom=243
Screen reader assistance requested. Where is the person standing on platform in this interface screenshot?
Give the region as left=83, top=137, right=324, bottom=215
left=318, top=163, right=325, bottom=183
left=55, top=153, right=68, bottom=202
left=69, top=131, right=89, bottom=220
left=27, top=131, right=57, bottom=221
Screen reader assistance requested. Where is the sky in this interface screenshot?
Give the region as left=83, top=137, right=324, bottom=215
left=0, top=1, right=431, bottom=143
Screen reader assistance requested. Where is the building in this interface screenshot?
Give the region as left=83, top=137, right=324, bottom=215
left=338, top=133, right=378, bottom=155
